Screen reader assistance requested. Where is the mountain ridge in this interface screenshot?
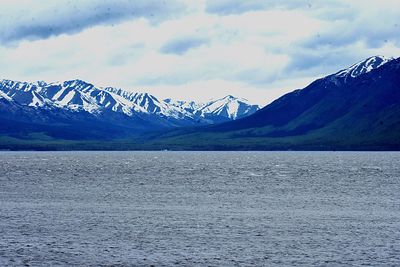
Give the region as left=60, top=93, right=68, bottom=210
left=149, top=55, right=400, bottom=150
left=206, top=55, right=396, bottom=132
left=0, top=78, right=260, bottom=139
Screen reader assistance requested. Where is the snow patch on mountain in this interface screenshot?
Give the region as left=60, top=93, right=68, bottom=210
left=0, top=79, right=260, bottom=126
left=164, top=98, right=203, bottom=114
left=198, top=95, right=260, bottom=120
left=335, top=55, right=393, bottom=79
left=103, top=88, right=195, bottom=119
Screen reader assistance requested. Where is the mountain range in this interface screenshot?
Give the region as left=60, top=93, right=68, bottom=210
left=0, top=79, right=259, bottom=140
left=0, top=55, right=399, bottom=150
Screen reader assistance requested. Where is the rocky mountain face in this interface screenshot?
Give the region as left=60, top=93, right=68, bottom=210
left=0, top=79, right=259, bottom=139
left=165, top=95, right=260, bottom=123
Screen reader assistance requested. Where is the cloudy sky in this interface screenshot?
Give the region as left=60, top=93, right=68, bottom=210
left=1, top=0, right=399, bottom=105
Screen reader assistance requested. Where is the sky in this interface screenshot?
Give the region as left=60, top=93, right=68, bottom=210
left=0, top=0, right=400, bottom=105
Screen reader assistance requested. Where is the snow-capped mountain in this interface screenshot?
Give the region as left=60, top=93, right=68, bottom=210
left=164, top=96, right=260, bottom=123
left=0, top=79, right=194, bottom=120
left=102, top=87, right=196, bottom=120
left=164, top=98, right=203, bottom=115
left=0, top=79, right=260, bottom=138
left=334, top=55, right=394, bottom=80
left=197, top=95, right=260, bottom=122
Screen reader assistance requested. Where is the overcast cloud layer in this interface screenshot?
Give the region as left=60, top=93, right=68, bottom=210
left=1, top=0, right=399, bottom=105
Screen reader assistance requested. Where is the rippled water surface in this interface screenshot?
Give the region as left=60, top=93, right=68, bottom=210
left=0, top=151, right=399, bottom=266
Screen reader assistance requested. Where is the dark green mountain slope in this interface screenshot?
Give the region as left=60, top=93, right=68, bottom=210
left=151, top=57, right=400, bottom=150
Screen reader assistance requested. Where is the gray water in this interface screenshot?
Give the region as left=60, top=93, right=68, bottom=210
left=0, top=151, right=399, bottom=266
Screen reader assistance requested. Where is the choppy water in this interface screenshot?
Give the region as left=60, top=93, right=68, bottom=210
left=0, top=151, right=399, bottom=266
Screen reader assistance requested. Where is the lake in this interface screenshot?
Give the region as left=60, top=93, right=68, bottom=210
left=0, top=151, right=399, bottom=266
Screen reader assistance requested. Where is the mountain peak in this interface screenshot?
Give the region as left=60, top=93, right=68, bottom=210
left=219, top=95, right=251, bottom=104
left=335, top=55, right=394, bottom=79
left=199, top=95, right=260, bottom=121
left=63, top=79, right=94, bottom=90
left=35, top=80, right=48, bottom=87
left=223, top=95, right=236, bottom=99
